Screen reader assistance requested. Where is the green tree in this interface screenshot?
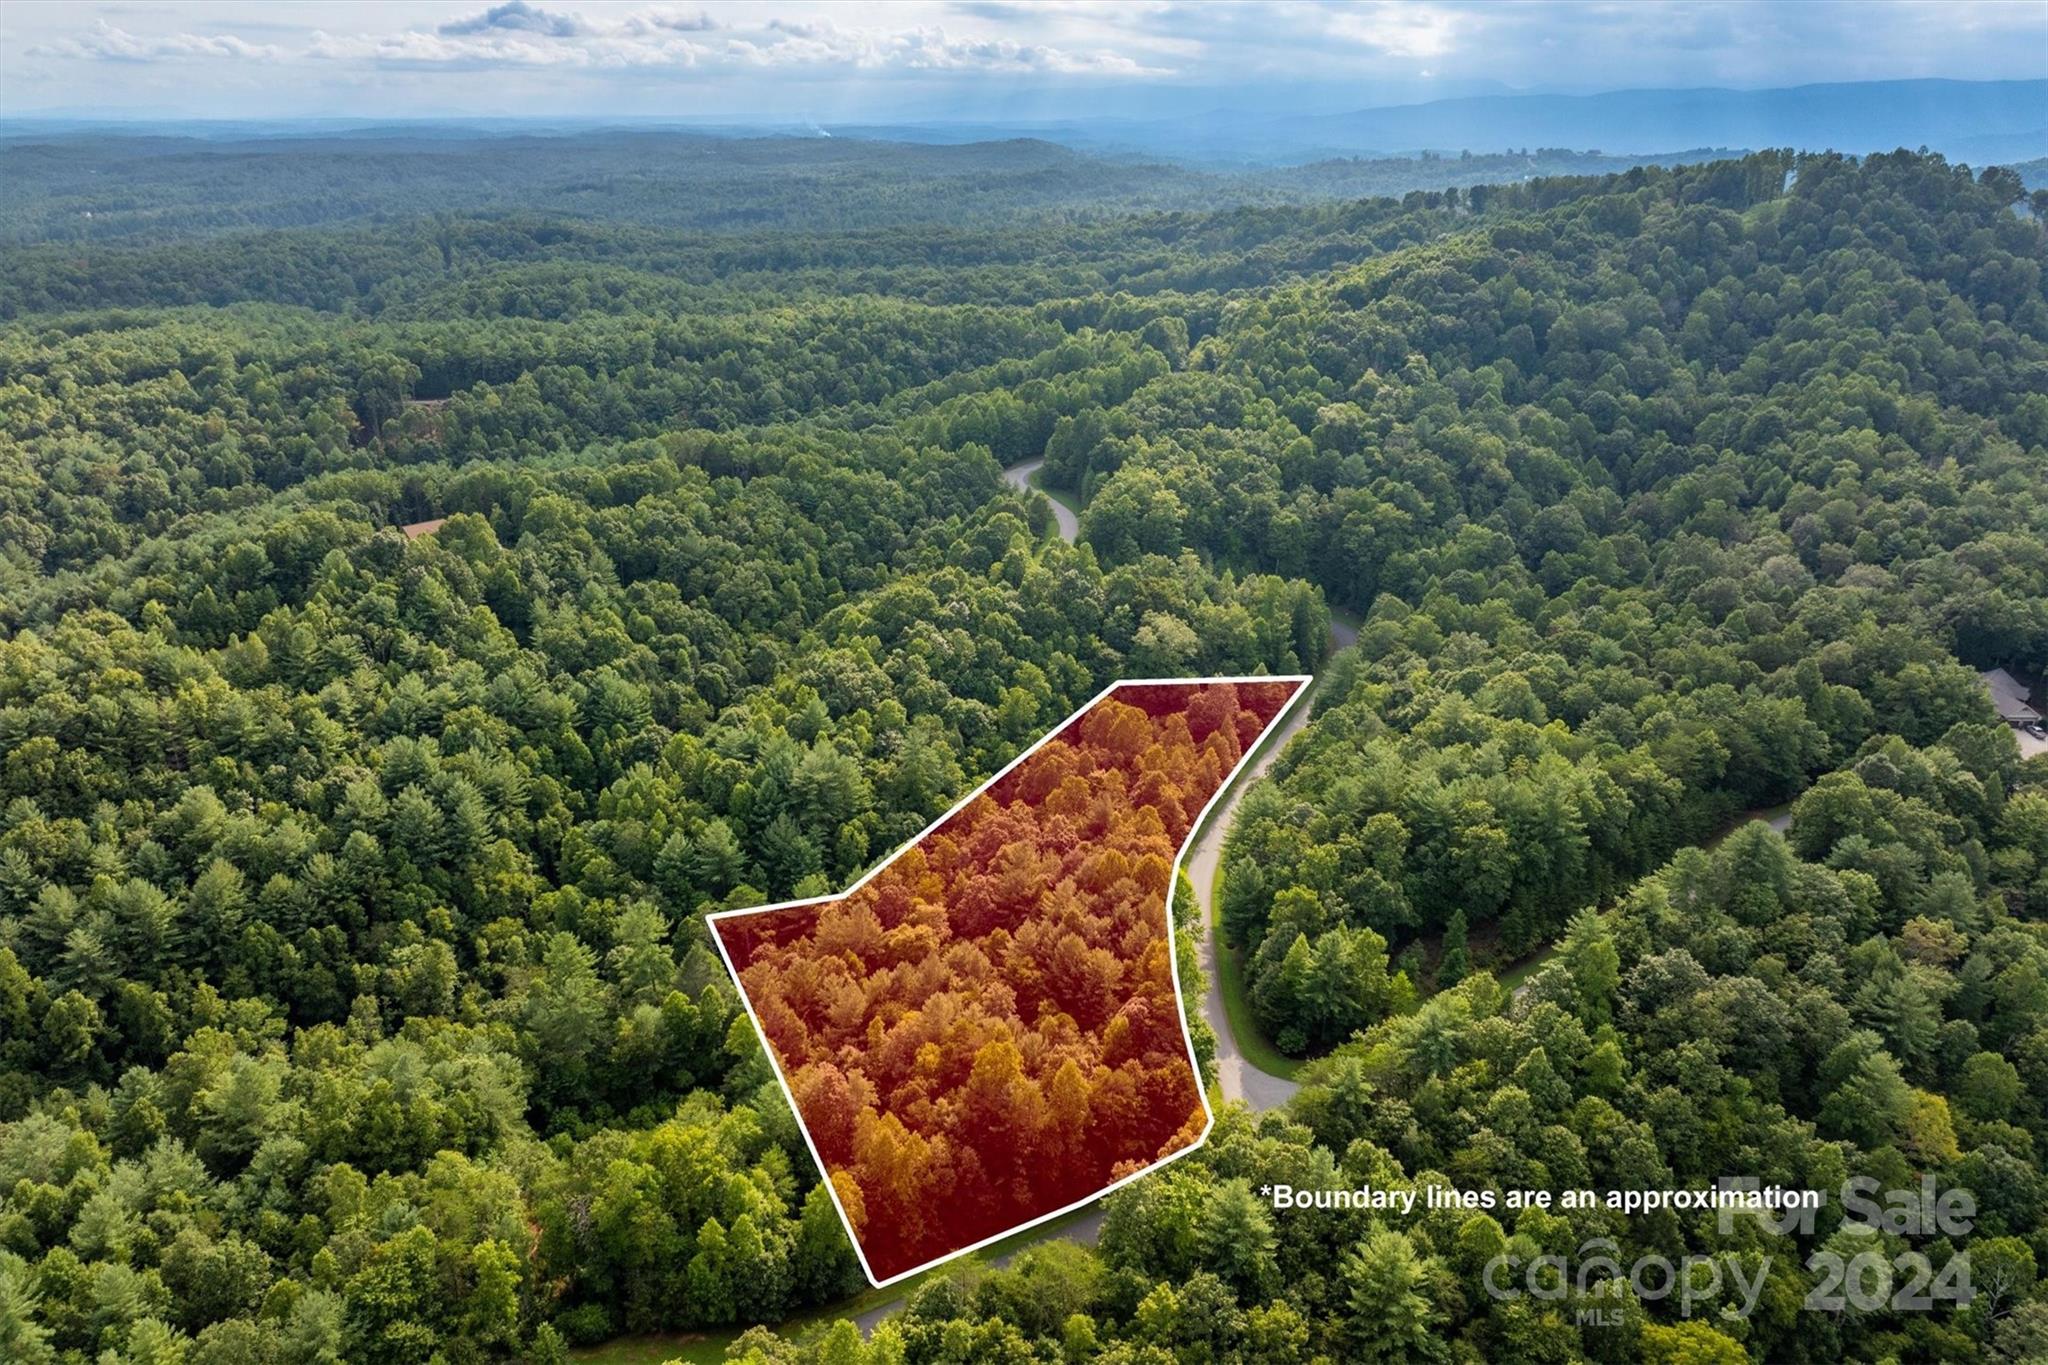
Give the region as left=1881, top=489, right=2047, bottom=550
left=1437, top=911, right=1469, bottom=989
left=1340, top=1230, right=1443, bottom=1363
left=0, top=1265, right=55, bottom=1365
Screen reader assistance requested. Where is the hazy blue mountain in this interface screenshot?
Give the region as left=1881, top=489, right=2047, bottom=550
left=844, top=80, right=2046, bottom=166
left=1307, top=80, right=2043, bottom=156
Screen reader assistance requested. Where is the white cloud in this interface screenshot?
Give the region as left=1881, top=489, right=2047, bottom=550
left=28, top=19, right=282, bottom=63
left=309, top=28, right=599, bottom=68
left=4, top=0, right=2041, bottom=119
left=1323, top=2, right=1467, bottom=62
left=438, top=2, right=587, bottom=39
left=891, top=27, right=1163, bottom=75
left=629, top=9, right=720, bottom=34
left=301, top=8, right=1163, bottom=78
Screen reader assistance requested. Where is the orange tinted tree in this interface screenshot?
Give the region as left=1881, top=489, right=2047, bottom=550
left=713, top=679, right=1301, bottom=1281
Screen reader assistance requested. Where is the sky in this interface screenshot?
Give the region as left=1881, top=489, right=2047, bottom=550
left=4, top=0, right=2045, bottom=125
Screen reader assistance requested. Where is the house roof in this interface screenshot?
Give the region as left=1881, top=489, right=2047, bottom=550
left=1982, top=668, right=2043, bottom=723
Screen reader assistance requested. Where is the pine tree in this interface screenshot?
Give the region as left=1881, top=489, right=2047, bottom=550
left=689, top=820, right=748, bottom=899
left=1437, top=910, right=1469, bottom=989
left=0, top=1264, right=55, bottom=1365
left=1341, top=1230, right=1443, bottom=1363
left=1198, top=1179, right=1278, bottom=1300
left=1253, top=933, right=1315, bottom=1054
left=1560, top=907, right=1620, bottom=1023
left=607, top=901, right=676, bottom=1007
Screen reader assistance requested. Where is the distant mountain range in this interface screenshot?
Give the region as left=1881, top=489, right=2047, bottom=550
left=843, top=79, right=2048, bottom=168
left=0, top=128, right=1759, bottom=246
left=5, top=79, right=2039, bottom=182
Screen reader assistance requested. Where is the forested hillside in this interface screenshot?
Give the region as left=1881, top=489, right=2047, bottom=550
left=718, top=681, right=1297, bottom=1282
left=0, top=127, right=1732, bottom=246
left=1, top=141, right=2045, bottom=1365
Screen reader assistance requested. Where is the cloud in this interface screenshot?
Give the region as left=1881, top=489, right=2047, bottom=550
left=892, top=28, right=1165, bottom=76
left=11, top=0, right=2039, bottom=117
left=1323, top=2, right=1466, bottom=62
left=26, top=20, right=281, bottom=63
left=309, top=28, right=619, bottom=69
left=732, top=17, right=1168, bottom=77
left=294, top=9, right=1172, bottom=79
left=631, top=8, right=719, bottom=34
left=438, top=1, right=586, bottom=39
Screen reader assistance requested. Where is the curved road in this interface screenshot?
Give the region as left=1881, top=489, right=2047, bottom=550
left=1185, top=681, right=1316, bottom=1108
left=849, top=471, right=1342, bottom=1336
left=1186, top=612, right=1356, bottom=1107
left=1002, top=457, right=1081, bottom=541
left=1006, top=461, right=1351, bottom=1109
left=839, top=514, right=1793, bottom=1335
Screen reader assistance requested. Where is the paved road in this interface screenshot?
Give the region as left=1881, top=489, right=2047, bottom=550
left=853, top=492, right=1348, bottom=1334
left=1002, top=457, right=1081, bottom=541
left=1707, top=805, right=1794, bottom=849
left=1003, top=455, right=1338, bottom=1106
left=1186, top=714, right=1310, bottom=1110
left=1184, top=608, right=1357, bottom=1106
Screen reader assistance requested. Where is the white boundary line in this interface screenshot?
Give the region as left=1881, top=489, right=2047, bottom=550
left=706, top=674, right=1312, bottom=1290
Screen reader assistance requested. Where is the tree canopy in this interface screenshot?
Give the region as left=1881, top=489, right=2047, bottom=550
left=1, top=136, right=2045, bottom=1364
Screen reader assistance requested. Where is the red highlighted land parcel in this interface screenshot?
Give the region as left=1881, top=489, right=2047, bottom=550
left=709, top=678, right=1306, bottom=1285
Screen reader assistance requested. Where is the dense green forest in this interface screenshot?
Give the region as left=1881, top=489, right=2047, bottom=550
left=0, top=127, right=1732, bottom=245
left=1, top=134, right=2045, bottom=1365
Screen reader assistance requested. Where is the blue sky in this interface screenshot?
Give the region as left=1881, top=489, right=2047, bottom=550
left=4, top=1, right=2044, bottom=123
